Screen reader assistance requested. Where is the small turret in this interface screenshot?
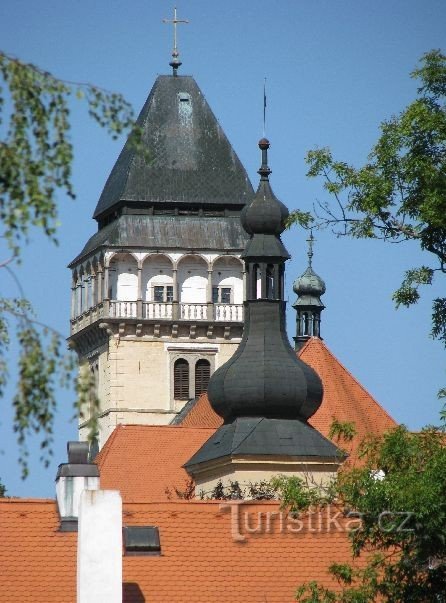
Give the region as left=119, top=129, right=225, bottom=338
left=293, top=232, right=326, bottom=350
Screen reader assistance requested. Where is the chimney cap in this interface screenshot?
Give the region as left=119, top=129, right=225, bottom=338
left=56, top=441, right=99, bottom=480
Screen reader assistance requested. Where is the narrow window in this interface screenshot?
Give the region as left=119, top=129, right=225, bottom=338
left=154, top=286, right=164, bottom=303
left=195, top=359, right=211, bottom=397
left=212, top=286, right=232, bottom=304
left=154, top=285, right=173, bottom=303
left=266, top=264, right=275, bottom=299
left=220, top=288, right=231, bottom=304
left=174, top=358, right=189, bottom=400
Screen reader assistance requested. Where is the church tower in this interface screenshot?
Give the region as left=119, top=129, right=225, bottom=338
left=68, top=45, right=254, bottom=446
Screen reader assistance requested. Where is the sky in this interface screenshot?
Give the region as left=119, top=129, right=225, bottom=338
left=0, top=0, right=445, bottom=497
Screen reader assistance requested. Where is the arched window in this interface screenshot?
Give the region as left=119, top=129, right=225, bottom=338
left=174, top=358, right=189, bottom=400
left=266, top=264, right=275, bottom=299
left=302, top=313, right=309, bottom=336
left=195, top=359, right=211, bottom=397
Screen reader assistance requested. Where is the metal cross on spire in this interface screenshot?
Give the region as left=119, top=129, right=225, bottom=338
left=306, top=230, right=315, bottom=268
left=163, top=7, right=189, bottom=76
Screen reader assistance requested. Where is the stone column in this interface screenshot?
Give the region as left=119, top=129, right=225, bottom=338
left=96, top=268, right=103, bottom=304
left=260, top=263, right=267, bottom=299
left=71, top=284, right=76, bottom=319
left=91, top=273, right=96, bottom=308
left=103, top=266, right=110, bottom=316
left=172, top=268, right=179, bottom=320
left=137, top=265, right=143, bottom=319
left=207, top=268, right=214, bottom=320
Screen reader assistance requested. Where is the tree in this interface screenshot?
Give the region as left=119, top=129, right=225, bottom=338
left=0, top=52, right=140, bottom=477
left=288, top=50, right=446, bottom=370
left=274, top=425, right=446, bottom=602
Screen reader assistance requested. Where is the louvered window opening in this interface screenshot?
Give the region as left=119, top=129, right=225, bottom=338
left=174, top=359, right=189, bottom=400
left=195, top=359, right=211, bottom=397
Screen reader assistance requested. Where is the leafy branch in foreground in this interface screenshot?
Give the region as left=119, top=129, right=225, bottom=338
left=287, top=50, right=446, bottom=355
left=0, top=51, right=142, bottom=258
left=0, top=51, right=138, bottom=477
left=1, top=298, right=99, bottom=478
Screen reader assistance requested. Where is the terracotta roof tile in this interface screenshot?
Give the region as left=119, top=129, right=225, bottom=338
left=97, top=424, right=215, bottom=501
left=0, top=499, right=76, bottom=602
left=0, top=498, right=363, bottom=603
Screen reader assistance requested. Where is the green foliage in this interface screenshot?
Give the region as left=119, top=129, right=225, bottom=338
left=199, top=479, right=277, bottom=500
left=0, top=51, right=139, bottom=475
left=0, top=298, right=76, bottom=477
left=0, top=478, right=6, bottom=497
left=288, top=50, right=446, bottom=358
left=271, top=475, right=335, bottom=512
left=328, top=418, right=357, bottom=444
left=290, top=425, right=446, bottom=602
left=0, top=51, right=139, bottom=258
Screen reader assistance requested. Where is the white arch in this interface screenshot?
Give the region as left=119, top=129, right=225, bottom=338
left=142, top=254, right=174, bottom=302
left=108, top=252, right=138, bottom=301
left=212, top=256, right=244, bottom=304
left=177, top=255, right=208, bottom=304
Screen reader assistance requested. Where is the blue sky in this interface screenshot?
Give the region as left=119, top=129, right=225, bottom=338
left=1, top=0, right=445, bottom=497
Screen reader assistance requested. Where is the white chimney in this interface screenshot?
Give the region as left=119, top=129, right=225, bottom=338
left=56, top=441, right=100, bottom=531
left=77, top=489, right=122, bottom=603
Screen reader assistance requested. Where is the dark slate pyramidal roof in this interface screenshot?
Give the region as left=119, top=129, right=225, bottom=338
left=94, top=75, right=254, bottom=220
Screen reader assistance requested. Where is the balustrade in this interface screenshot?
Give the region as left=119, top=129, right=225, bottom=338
left=109, top=300, right=137, bottom=318
left=71, top=300, right=244, bottom=331
left=180, top=303, right=208, bottom=320
left=143, top=302, right=173, bottom=319
left=214, top=304, right=243, bottom=322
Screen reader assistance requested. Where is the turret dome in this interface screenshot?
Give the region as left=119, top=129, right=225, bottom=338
left=293, top=266, right=326, bottom=297
left=240, top=139, right=289, bottom=236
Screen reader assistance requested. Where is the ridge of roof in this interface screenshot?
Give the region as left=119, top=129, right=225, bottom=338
left=0, top=498, right=56, bottom=505
left=95, top=422, right=122, bottom=466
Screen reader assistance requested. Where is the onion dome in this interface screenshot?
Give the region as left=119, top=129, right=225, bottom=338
left=293, top=266, right=326, bottom=298
left=293, top=232, right=325, bottom=298
left=207, top=300, right=324, bottom=422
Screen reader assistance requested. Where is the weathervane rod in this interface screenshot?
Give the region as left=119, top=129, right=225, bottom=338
left=163, top=7, right=189, bottom=76
left=263, top=77, right=267, bottom=138
left=307, top=230, right=315, bottom=268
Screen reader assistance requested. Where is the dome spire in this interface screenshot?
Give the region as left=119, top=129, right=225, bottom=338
left=293, top=232, right=326, bottom=350
left=307, top=230, right=314, bottom=268
left=206, top=139, right=323, bottom=423
left=163, top=7, right=189, bottom=76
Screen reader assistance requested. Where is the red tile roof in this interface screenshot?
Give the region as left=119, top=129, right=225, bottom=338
left=180, top=338, right=397, bottom=458
left=0, top=499, right=77, bottom=602
left=97, top=425, right=215, bottom=501
left=0, top=498, right=363, bottom=603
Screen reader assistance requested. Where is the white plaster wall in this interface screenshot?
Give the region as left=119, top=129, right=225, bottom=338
left=178, top=257, right=208, bottom=303
left=109, top=255, right=138, bottom=300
